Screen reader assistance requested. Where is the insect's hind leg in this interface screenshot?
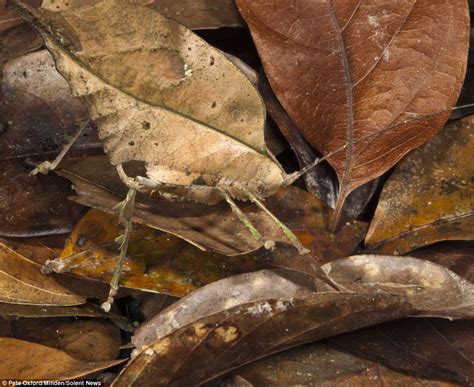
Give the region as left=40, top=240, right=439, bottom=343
left=30, top=118, right=90, bottom=175
left=243, top=188, right=310, bottom=256
left=219, top=188, right=275, bottom=250
left=101, top=186, right=136, bottom=312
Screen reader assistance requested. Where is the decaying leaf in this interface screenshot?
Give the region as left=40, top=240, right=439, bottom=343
left=119, top=257, right=473, bottom=386
left=9, top=0, right=287, bottom=206
left=224, top=341, right=458, bottom=386
left=53, top=208, right=264, bottom=296
left=366, top=116, right=474, bottom=255
left=330, top=318, right=474, bottom=384
left=237, top=0, right=470, bottom=219
left=0, top=337, right=123, bottom=380
left=39, top=0, right=242, bottom=30
left=3, top=318, right=121, bottom=362
left=0, top=243, right=85, bottom=305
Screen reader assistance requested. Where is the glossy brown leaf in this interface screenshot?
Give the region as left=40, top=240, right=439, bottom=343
left=120, top=257, right=473, bottom=386
left=365, top=116, right=474, bottom=255
left=330, top=318, right=474, bottom=384
left=237, top=0, right=469, bottom=218
left=0, top=337, right=123, bottom=380
left=59, top=156, right=366, bottom=256
left=0, top=243, right=85, bottom=306
left=224, top=342, right=458, bottom=386
left=3, top=318, right=121, bottom=362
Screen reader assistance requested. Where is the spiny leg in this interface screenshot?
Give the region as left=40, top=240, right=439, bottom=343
left=219, top=188, right=275, bottom=250
left=101, top=187, right=136, bottom=312
left=30, top=118, right=90, bottom=175
left=243, top=188, right=310, bottom=255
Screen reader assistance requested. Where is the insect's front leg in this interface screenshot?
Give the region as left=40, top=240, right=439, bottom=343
left=30, top=118, right=90, bottom=175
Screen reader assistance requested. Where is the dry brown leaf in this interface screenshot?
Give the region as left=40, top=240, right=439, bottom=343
left=121, top=257, right=473, bottom=386
left=10, top=0, right=287, bottom=205
left=4, top=318, right=121, bottom=362
left=0, top=0, right=22, bottom=32
left=0, top=337, right=123, bottom=380
left=330, top=319, right=474, bottom=384
left=224, top=342, right=458, bottom=386
left=0, top=302, right=120, bottom=319
left=237, top=0, right=469, bottom=219
left=365, top=116, right=474, bottom=255
left=39, top=0, right=242, bottom=29
left=1, top=50, right=100, bottom=237
left=0, top=243, right=85, bottom=306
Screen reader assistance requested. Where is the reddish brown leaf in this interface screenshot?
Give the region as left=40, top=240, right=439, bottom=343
left=237, top=0, right=469, bottom=219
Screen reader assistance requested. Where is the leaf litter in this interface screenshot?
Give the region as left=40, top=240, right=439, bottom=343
left=0, top=0, right=473, bottom=384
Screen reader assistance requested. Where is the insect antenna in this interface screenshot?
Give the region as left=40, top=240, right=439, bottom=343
left=242, top=188, right=310, bottom=255
left=101, top=186, right=136, bottom=312
left=284, top=103, right=474, bottom=186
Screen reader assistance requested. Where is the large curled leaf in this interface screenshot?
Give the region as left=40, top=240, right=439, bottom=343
left=0, top=243, right=85, bottom=306
left=237, top=0, right=470, bottom=217
left=0, top=337, right=123, bottom=380
left=10, top=0, right=287, bottom=204
left=366, top=115, right=474, bottom=254
left=118, top=257, right=473, bottom=386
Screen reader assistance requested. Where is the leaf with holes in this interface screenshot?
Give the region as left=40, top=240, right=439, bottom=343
left=237, top=0, right=470, bottom=222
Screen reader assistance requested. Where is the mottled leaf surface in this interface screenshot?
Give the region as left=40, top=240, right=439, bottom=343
left=366, top=116, right=474, bottom=254
left=118, top=257, right=473, bottom=386
left=10, top=0, right=285, bottom=204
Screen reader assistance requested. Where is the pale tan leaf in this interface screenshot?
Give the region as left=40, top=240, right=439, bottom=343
left=0, top=243, right=85, bottom=306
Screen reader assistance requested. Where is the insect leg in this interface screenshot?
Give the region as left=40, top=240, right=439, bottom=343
left=101, top=186, right=136, bottom=312
left=219, top=188, right=275, bottom=249
left=243, top=188, right=310, bottom=255
left=30, top=118, right=90, bottom=175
